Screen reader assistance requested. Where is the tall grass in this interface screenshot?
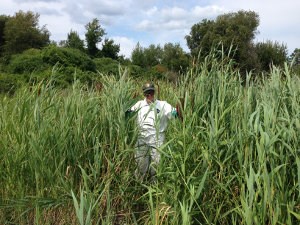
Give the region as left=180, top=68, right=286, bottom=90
left=0, top=58, right=299, bottom=224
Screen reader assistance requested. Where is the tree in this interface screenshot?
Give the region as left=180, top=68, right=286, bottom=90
left=131, top=42, right=146, bottom=67
left=255, top=40, right=288, bottom=71
left=85, top=18, right=106, bottom=57
left=186, top=10, right=260, bottom=72
left=289, top=48, right=300, bottom=66
left=65, top=30, right=85, bottom=51
left=100, top=38, right=120, bottom=60
left=161, top=43, right=189, bottom=73
left=3, top=10, right=50, bottom=56
left=131, top=43, right=163, bottom=68
left=0, top=15, right=10, bottom=56
left=185, top=19, right=215, bottom=57
left=289, top=48, right=300, bottom=75
left=143, top=44, right=163, bottom=67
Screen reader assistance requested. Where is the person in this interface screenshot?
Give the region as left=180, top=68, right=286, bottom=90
left=127, top=82, right=181, bottom=181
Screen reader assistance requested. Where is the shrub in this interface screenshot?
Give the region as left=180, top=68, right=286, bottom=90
left=7, top=49, right=48, bottom=74
left=93, top=57, right=119, bottom=75
left=0, top=73, right=24, bottom=95
left=126, top=64, right=145, bottom=78
left=42, top=45, right=96, bottom=72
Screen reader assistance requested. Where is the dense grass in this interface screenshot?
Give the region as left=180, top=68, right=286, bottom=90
left=0, top=57, right=299, bottom=224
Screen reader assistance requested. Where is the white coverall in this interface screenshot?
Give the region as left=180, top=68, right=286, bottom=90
left=130, top=99, right=176, bottom=179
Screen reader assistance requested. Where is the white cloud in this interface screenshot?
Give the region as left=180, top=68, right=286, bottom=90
left=145, top=6, right=158, bottom=16
left=191, top=5, right=226, bottom=19
left=84, top=0, right=127, bottom=16
left=62, top=0, right=130, bottom=25
left=13, top=0, right=59, bottom=2
left=111, top=36, right=136, bottom=58
left=160, top=7, right=187, bottom=21
left=136, top=5, right=227, bottom=34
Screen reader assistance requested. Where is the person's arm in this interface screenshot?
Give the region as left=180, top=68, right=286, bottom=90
left=125, top=101, right=140, bottom=119
left=165, top=100, right=183, bottom=121
left=125, top=108, right=133, bottom=118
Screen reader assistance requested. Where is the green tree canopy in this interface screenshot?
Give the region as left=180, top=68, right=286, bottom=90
left=161, top=43, right=189, bottom=73
left=85, top=18, right=106, bottom=57
left=0, top=15, right=10, bottom=55
left=290, top=48, right=300, bottom=65
left=131, top=42, right=189, bottom=73
left=186, top=10, right=260, bottom=72
left=255, top=40, right=288, bottom=72
left=3, top=10, right=50, bottom=57
left=289, top=48, right=300, bottom=75
left=131, top=42, right=146, bottom=67
left=143, top=44, right=163, bottom=67
left=100, top=38, right=120, bottom=60
left=131, top=43, right=162, bottom=68
left=65, top=30, right=85, bottom=51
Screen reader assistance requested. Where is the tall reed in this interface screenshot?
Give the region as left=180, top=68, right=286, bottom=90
left=0, top=58, right=299, bottom=224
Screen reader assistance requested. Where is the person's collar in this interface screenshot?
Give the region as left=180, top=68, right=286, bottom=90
left=144, top=98, right=156, bottom=105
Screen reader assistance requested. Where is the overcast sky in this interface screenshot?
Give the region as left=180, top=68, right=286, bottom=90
left=1, top=0, right=299, bottom=58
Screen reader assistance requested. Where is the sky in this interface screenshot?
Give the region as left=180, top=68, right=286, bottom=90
left=1, top=0, right=299, bottom=58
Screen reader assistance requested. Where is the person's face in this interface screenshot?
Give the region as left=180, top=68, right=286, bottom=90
left=144, top=90, right=155, bottom=102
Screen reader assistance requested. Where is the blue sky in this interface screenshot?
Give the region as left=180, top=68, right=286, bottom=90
left=1, top=0, right=299, bottom=58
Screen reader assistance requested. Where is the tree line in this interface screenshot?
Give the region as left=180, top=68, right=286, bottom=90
left=0, top=10, right=299, bottom=93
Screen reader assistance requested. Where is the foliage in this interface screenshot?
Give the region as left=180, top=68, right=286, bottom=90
left=85, top=18, right=106, bottom=57
left=185, top=19, right=215, bottom=57
left=131, top=43, right=164, bottom=68
left=0, top=59, right=299, bottom=224
left=143, top=44, right=163, bottom=67
left=100, top=38, right=120, bottom=60
left=0, top=9, right=298, bottom=98
left=0, top=15, right=10, bottom=56
left=42, top=45, right=96, bottom=72
left=290, top=48, right=300, bottom=65
left=0, top=73, right=23, bottom=95
left=7, top=48, right=47, bottom=74
left=3, top=10, right=50, bottom=57
left=255, top=40, right=288, bottom=72
left=162, top=42, right=190, bottom=73
left=4, top=45, right=98, bottom=87
left=289, top=48, right=300, bottom=75
left=131, top=42, right=146, bottom=67
left=131, top=42, right=189, bottom=75
left=65, top=30, right=85, bottom=52
left=186, top=10, right=260, bottom=72
left=93, top=57, right=119, bottom=75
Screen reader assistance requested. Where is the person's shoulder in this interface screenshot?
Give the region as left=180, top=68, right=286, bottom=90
left=156, top=100, right=173, bottom=112
left=132, top=99, right=146, bottom=110
left=156, top=100, right=171, bottom=106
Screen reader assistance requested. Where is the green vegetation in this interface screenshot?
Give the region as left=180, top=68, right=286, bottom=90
left=1, top=10, right=50, bottom=57
left=186, top=10, right=260, bottom=71
left=185, top=10, right=289, bottom=74
left=85, top=18, right=106, bottom=57
left=1, top=9, right=299, bottom=94
left=0, top=53, right=299, bottom=224
left=0, top=8, right=300, bottom=224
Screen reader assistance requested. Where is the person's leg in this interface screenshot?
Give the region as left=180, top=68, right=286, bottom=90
left=149, top=146, right=160, bottom=177
left=135, top=144, right=150, bottom=180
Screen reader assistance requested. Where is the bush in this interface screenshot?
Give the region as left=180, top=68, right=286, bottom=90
left=291, top=65, right=300, bottom=76
left=93, top=57, right=119, bottom=75
left=126, top=64, right=145, bottom=78
left=7, top=49, right=48, bottom=74
left=42, top=45, right=96, bottom=72
left=0, top=73, right=24, bottom=95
